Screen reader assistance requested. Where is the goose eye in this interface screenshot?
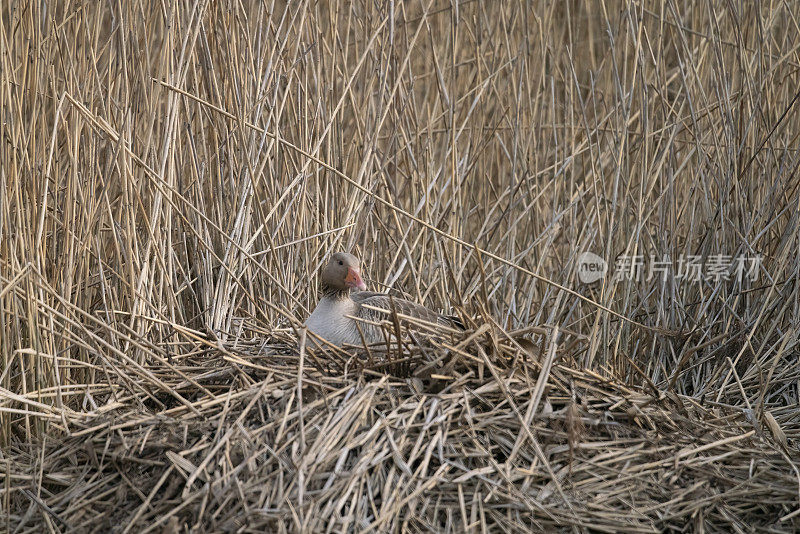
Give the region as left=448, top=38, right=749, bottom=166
left=338, top=260, right=343, bottom=265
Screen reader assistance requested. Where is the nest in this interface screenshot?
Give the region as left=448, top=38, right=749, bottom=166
left=4, top=327, right=798, bottom=533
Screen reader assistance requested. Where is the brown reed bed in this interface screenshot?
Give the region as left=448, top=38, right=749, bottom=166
left=2, top=0, right=800, bottom=531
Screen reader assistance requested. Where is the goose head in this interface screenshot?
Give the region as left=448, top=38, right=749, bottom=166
left=321, top=252, right=367, bottom=292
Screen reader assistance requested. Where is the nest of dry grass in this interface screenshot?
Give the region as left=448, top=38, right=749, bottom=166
left=4, top=325, right=798, bottom=532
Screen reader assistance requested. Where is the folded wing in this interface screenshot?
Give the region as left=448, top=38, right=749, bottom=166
left=351, top=291, right=462, bottom=330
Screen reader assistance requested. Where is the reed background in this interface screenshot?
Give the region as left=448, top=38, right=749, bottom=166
left=2, top=0, right=800, bottom=532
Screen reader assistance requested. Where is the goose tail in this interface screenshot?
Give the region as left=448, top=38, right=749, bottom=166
left=443, top=314, right=466, bottom=330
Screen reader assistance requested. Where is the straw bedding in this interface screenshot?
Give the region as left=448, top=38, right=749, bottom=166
left=4, top=327, right=797, bottom=533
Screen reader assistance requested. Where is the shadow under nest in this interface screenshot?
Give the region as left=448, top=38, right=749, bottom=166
left=5, top=325, right=799, bottom=533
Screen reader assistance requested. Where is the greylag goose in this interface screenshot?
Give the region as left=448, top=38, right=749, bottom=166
left=304, top=252, right=462, bottom=348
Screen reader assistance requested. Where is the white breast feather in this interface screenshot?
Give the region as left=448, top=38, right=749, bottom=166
left=305, top=297, right=365, bottom=347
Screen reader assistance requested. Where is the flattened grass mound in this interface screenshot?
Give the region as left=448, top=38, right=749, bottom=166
left=4, top=328, right=797, bottom=532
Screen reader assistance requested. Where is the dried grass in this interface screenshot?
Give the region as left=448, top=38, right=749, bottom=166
left=2, top=0, right=800, bottom=532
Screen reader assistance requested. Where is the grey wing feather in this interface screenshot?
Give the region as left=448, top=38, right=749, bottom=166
left=351, top=291, right=460, bottom=328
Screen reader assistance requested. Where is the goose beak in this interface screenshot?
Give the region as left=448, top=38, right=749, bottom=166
left=345, top=268, right=367, bottom=291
